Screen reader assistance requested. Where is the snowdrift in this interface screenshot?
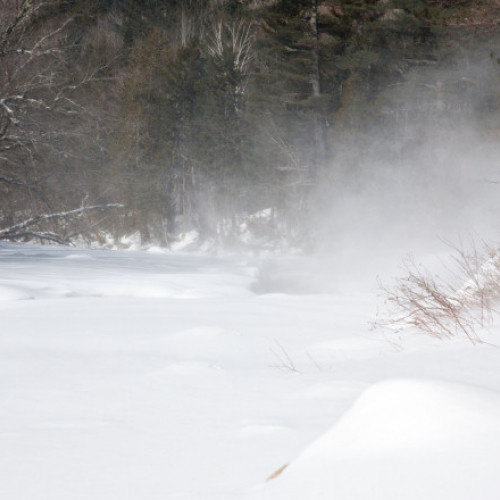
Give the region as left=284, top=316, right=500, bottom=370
left=254, top=379, right=500, bottom=500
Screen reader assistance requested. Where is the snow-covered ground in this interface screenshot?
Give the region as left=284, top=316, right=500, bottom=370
left=1, top=242, right=500, bottom=499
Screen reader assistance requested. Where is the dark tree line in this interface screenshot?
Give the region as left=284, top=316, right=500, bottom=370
left=1, top=0, right=499, bottom=248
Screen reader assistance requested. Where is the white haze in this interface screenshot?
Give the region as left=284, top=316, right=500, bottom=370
left=274, top=128, right=500, bottom=297
left=327, top=134, right=500, bottom=271
left=309, top=47, right=500, bottom=289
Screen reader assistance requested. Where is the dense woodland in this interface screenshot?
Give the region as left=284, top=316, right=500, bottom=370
left=1, top=0, right=500, bottom=249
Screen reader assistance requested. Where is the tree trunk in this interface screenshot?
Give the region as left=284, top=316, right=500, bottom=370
left=309, top=0, right=326, bottom=180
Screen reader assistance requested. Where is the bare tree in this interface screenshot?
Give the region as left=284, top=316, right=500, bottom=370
left=0, top=0, right=123, bottom=244
left=205, top=16, right=255, bottom=85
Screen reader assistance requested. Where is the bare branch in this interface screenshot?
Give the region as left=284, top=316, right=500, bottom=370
left=3, top=230, right=70, bottom=244
left=0, top=175, right=36, bottom=189
left=376, top=242, right=500, bottom=344
left=0, top=204, right=124, bottom=240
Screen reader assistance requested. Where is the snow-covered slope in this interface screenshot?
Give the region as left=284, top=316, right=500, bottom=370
left=253, top=379, right=500, bottom=500
left=1, top=243, right=500, bottom=499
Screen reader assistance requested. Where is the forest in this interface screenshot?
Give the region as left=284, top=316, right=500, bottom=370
left=0, top=0, right=499, bottom=250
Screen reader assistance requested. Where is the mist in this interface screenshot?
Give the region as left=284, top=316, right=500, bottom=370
left=260, top=46, right=500, bottom=294
left=321, top=132, right=500, bottom=278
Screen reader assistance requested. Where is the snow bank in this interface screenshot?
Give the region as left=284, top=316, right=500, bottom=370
left=254, top=379, right=500, bottom=500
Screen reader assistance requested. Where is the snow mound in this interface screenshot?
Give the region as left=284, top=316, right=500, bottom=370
left=254, top=379, right=500, bottom=500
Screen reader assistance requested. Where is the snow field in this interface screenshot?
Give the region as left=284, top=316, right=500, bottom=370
left=1, top=243, right=500, bottom=499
